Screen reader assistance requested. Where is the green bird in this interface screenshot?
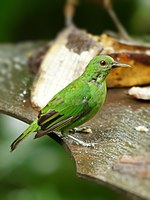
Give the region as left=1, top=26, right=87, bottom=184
left=11, top=55, right=130, bottom=151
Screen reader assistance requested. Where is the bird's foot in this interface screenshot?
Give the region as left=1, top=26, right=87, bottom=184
left=67, top=135, right=96, bottom=147
left=69, top=126, right=92, bottom=134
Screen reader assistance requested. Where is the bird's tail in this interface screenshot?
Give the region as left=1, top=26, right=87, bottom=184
left=11, top=119, right=40, bottom=152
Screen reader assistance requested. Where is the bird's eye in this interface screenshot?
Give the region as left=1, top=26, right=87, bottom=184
left=100, top=60, right=106, bottom=66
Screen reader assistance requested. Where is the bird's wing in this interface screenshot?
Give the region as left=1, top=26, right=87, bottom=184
left=36, top=79, right=92, bottom=138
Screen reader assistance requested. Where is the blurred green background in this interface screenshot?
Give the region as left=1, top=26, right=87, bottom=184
left=0, top=0, right=149, bottom=200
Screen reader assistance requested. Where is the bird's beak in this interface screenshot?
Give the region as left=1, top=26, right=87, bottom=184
left=112, top=62, right=131, bottom=68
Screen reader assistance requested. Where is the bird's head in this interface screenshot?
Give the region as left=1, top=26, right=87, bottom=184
left=83, top=55, right=131, bottom=81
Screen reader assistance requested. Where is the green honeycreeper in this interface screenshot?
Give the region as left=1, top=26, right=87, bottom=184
left=11, top=55, right=130, bottom=151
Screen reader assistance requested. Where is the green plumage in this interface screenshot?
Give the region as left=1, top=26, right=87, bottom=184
left=11, top=55, right=130, bottom=151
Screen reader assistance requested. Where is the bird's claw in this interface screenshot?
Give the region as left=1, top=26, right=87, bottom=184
left=67, top=135, right=96, bottom=147
left=69, top=126, right=92, bottom=134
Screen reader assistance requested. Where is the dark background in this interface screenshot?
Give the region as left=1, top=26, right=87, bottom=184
left=0, top=0, right=149, bottom=199
left=0, top=0, right=150, bottom=42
